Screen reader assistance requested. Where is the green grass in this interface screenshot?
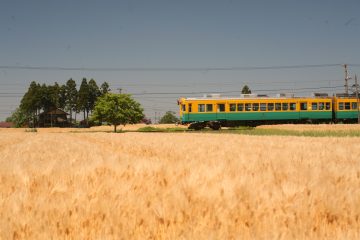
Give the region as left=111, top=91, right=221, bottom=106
left=137, top=126, right=188, bottom=133
left=25, top=128, right=38, bottom=133
left=214, top=127, right=360, bottom=137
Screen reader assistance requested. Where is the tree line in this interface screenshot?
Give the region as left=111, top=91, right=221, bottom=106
left=9, top=78, right=111, bottom=127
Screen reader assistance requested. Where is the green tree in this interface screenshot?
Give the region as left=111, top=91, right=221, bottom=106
left=65, top=78, right=78, bottom=125
left=88, top=78, right=101, bottom=114
left=241, top=85, right=252, bottom=94
left=7, top=108, right=28, bottom=127
left=20, top=81, right=41, bottom=127
left=59, top=84, right=67, bottom=109
left=78, top=78, right=90, bottom=123
left=159, top=111, right=179, bottom=124
left=91, top=93, right=144, bottom=132
left=100, top=82, right=111, bottom=95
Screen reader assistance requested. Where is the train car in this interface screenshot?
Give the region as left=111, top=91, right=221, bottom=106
left=178, top=94, right=333, bottom=129
left=333, top=96, right=360, bottom=123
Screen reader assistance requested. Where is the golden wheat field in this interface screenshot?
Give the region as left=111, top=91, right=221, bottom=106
left=1, top=126, right=360, bottom=239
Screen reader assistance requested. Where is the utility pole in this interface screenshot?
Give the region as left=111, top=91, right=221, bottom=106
left=355, top=74, right=360, bottom=124
left=344, top=64, right=352, bottom=96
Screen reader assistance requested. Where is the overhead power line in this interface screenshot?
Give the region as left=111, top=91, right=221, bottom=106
left=0, top=63, right=345, bottom=72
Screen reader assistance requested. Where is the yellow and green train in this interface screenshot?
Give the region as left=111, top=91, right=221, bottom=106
left=178, top=95, right=360, bottom=130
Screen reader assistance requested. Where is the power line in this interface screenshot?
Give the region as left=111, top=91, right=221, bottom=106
left=0, top=63, right=345, bottom=72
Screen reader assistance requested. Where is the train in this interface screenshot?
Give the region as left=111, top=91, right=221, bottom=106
left=177, top=93, right=360, bottom=130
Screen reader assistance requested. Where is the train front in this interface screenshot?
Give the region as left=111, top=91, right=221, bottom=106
left=177, top=97, right=187, bottom=124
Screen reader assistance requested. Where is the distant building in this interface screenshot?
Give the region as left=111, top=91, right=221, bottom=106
left=38, top=108, right=69, bottom=127
left=0, top=122, right=14, bottom=128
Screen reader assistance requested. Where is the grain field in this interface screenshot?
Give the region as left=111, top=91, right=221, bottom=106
left=0, top=129, right=360, bottom=239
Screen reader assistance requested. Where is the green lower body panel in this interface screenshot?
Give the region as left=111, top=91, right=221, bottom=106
left=335, top=111, right=359, bottom=119
left=181, top=111, right=332, bottom=123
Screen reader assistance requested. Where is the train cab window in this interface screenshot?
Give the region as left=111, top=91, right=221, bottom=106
left=245, top=103, right=251, bottom=111
left=252, top=103, right=259, bottom=111
left=218, top=104, right=225, bottom=112
left=189, top=104, right=192, bottom=112
left=352, top=102, right=358, bottom=110
left=338, top=102, right=344, bottom=110
left=345, top=102, right=351, bottom=110
left=182, top=104, right=186, bottom=112
left=198, top=104, right=205, bottom=112
left=268, top=103, right=274, bottom=111
left=290, top=103, right=296, bottom=111
left=237, top=103, right=244, bottom=111
left=260, top=103, right=266, bottom=111
left=229, top=103, right=236, bottom=112
left=275, top=103, right=281, bottom=111
left=326, top=102, right=331, bottom=110
left=312, top=103, right=318, bottom=110
left=206, top=104, right=213, bottom=112
left=282, top=103, right=288, bottom=111
left=319, top=102, right=324, bottom=110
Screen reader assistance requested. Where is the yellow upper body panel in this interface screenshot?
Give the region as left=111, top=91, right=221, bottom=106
left=178, top=97, right=333, bottom=114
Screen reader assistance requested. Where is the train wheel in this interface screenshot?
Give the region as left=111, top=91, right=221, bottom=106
left=208, top=121, right=221, bottom=130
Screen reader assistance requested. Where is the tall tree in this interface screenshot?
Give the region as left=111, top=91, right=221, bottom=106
left=20, top=81, right=41, bottom=127
left=65, top=78, right=77, bottom=125
left=59, top=84, right=67, bottom=109
left=100, top=82, right=111, bottom=95
left=78, top=78, right=90, bottom=122
left=91, top=93, right=144, bottom=132
left=88, top=79, right=101, bottom=114
left=241, top=85, right=252, bottom=94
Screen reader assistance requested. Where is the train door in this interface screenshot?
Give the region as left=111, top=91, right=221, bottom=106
left=299, top=101, right=309, bottom=119
left=216, top=103, right=226, bottom=120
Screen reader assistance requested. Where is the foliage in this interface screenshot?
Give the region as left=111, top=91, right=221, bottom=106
left=241, top=85, right=252, bottom=94
left=159, top=111, right=179, bottom=124
left=65, top=78, right=78, bottom=124
left=78, top=78, right=90, bottom=122
left=88, top=79, right=101, bottom=114
left=91, top=93, right=144, bottom=132
left=100, top=82, right=111, bottom=95
left=8, top=108, right=29, bottom=127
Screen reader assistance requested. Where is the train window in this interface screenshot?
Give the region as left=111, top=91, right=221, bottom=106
left=218, top=104, right=225, bottom=112
left=268, top=103, right=274, bottom=111
left=338, top=102, right=344, bottom=110
left=312, top=103, right=318, bottom=110
left=345, top=102, right=351, bottom=110
left=282, top=103, right=288, bottom=111
left=352, top=102, right=358, bottom=110
left=252, top=103, right=259, bottom=111
left=182, top=104, right=186, bottom=112
left=275, top=103, right=281, bottom=111
left=229, top=103, right=236, bottom=112
left=245, top=103, right=251, bottom=111
left=198, top=104, right=205, bottom=112
left=260, top=103, right=266, bottom=111
left=189, top=104, right=192, bottom=112
left=206, top=104, right=213, bottom=112
left=326, top=102, right=331, bottom=110
left=290, top=103, right=296, bottom=111
left=300, top=102, right=307, bottom=110
left=237, top=103, right=244, bottom=111
left=319, top=102, right=324, bottom=110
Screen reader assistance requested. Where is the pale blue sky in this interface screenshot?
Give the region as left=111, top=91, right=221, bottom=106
left=1, top=0, right=360, bottom=121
